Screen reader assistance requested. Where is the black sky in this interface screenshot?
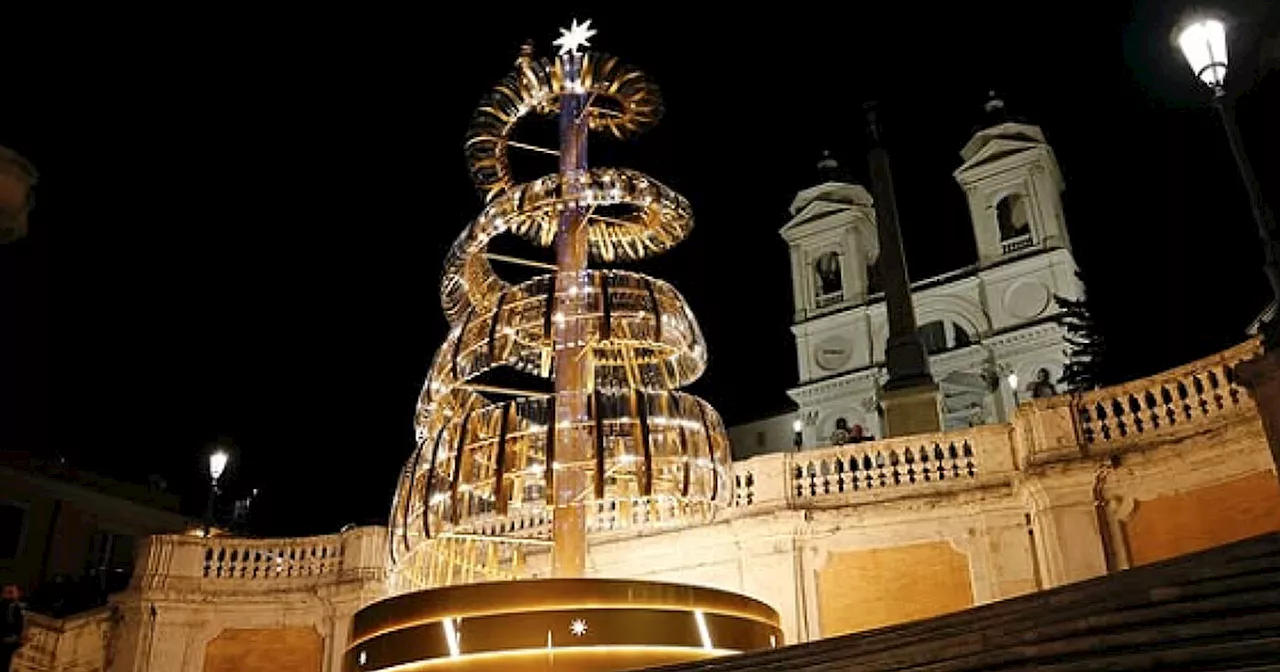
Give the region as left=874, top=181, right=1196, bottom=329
left=1, top=2, right=1277, bottom=535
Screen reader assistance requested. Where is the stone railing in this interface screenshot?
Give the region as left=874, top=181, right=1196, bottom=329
left=1001, top=233, right=1034, bottom=254
left=786, top=423, right=1016, bottom=508
left=132, top=525, right=386, bottom=593
left=11, top=607, right=114, bottom=672
left=730, top=340, right=1266, bottom=509
left=1071, top=339, right=1261, bottom=453
left=725, top=424, right=1016, bottom=511
left=201, top=535, right=344, bottom=580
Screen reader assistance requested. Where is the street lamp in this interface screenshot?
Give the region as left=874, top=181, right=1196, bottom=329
left=1007, top=372, right=1020, bottom=407
left=1175, top=13, right=1280, bottom=341
left=205, top=448, right=230, bottom=535
left=792, top=418, right=804, bottom=450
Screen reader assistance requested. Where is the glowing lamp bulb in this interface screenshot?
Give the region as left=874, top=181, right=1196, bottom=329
left=209, top=450, right=229, bottom=481
left=1176, top=18, right=1228, bottom=89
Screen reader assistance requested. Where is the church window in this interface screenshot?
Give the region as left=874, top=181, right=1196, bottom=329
left=918, top=321, right=948, bottom=354
left=996, top=194, right=1032, bottom=251
left=917, top=320, right=973, bottom=354
left=813, top=251, right=843, bottom=307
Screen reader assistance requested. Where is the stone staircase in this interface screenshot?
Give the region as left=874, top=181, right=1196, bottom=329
left=657, top=532, right=1280, bottom=671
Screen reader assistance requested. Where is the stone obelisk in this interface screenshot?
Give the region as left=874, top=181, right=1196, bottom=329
left=864, top=103, right=942, bottom=436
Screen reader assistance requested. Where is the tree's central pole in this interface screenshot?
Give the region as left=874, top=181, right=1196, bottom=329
left=551, top=53, right=591, bottom=578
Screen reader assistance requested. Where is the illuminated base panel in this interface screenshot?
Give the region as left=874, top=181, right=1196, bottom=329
left=344, top=578, right=783, bottom=671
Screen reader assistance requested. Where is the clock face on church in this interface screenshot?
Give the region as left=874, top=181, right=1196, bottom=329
left=814, top=337, right=853, bottom=372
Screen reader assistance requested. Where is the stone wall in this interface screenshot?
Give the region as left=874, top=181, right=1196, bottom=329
left=14, top=340, right=1280, bottom=669
left=84, top=526, right=385, bottom=672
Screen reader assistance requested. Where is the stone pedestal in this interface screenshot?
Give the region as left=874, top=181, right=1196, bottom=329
left=879, top=383, right=942, bottom=438
left=1234, top=347, right=1280, bottom=480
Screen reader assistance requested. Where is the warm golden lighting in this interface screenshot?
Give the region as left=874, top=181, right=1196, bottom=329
left=387, top=30, right=732, bottom=592
left=352, top=27, right=776, bottom=672
left=345, top=579, right=782, bottom=672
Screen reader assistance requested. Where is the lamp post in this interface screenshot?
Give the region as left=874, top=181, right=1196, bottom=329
left=792, top=418, right=804, bottom=450
left=205, top=449, right=229, bottom=536
left=1175, top=15, right=1280, bottom=341
left=1007, top=372, right=1021, bottom=408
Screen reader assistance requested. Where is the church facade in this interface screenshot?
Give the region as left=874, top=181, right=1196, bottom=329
left=732, top=108, right=1084, bottom=457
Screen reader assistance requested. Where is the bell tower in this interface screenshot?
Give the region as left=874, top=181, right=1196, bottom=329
left=780, top=152, right=879, bottom=322
left=954, top=95, right=1069, bottom=267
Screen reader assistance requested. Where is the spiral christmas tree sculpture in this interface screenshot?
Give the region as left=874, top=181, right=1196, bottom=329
left=389, top=22, right=733, bottom=584
left=345, top=21, right=780, bottom=672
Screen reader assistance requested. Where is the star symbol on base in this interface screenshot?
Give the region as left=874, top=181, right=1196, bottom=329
left=569, top=618, right=588, bottom=636
left=553, top=18, right=596, bottom=55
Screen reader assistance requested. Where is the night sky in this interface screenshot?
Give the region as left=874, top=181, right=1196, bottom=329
left=2, top=2, right=1277, bottom=536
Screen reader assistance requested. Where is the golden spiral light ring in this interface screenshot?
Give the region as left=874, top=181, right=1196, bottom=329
left=440, top=167, right=694, bottom=326
left=466, top=51, right=664, bottom=201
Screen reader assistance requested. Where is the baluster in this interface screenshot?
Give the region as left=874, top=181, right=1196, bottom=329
left=947, top=442, right=960, bottom=478
left=806, top=461, right=817, bottom=497
left=919, top=447, right=932, bottom=482
left=889, top=450, right=901, bottom=485
left=203, top=548, right=214, bottom=578
left=1177, top=381, right=1192, bottom=420
left=904, top=447, right=917, bottom=484
left=1207, top=369, right=1225, bottom=410
left=1128, top=394, right=1144, bottom=434
left=793, top=464, right=805, bottom=498
left=1111, top=398, right=1128, bottom=437
left=820, top=459, right=831, bottom=495
left=1144, top=390, right=1160, bottom=429
left=875, top=451, right=887, bottom=487
left=1095, top=402, right=1111, bottom=441
left=933, top=444, right=946, bottom=481
left=849, top=455, right=861, bottom=491
left=862, top=454, right=875, bottom=489
left=834, top=458, right=846, bottom=493
left=963, top=441, right=975, bottom=478
left=1161, top=385, right=1177, bottom=426
left=216, top=548, right=227, bottom=578
left=1225, top=364, right=1242, bottom=406
left=745, top=473, right=755, bottom=505
left=1193, top=375, right=1210, bottom=416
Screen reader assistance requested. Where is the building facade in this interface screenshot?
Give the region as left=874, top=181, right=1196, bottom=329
left=0, top=455, right=194, bottom=611
left=732, top=108, right=1084, bottom=456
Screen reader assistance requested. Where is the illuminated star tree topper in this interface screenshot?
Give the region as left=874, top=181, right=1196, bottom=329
left=553, top=18, right=596, bottom=55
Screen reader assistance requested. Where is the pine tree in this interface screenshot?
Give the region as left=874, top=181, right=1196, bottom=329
left=1054, top=284, right=1104, bottom=393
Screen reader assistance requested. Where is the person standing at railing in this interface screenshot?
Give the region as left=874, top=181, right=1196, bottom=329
left=0, top=583, right=25, bottom=672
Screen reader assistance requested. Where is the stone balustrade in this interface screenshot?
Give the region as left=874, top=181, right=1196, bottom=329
left=727, top=424, right=1016, bottom=511
left=1072, top=339, right=1260, bottom=451
left=132, top=525, right=386, bottom=593
left=730, top=339, right=1265, bottom=509
left=788, top=424, right=1015, bottom=507
left=202, top=535, right=344, bottom=580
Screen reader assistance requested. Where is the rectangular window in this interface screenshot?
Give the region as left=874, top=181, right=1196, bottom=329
left=0, top=503, right=28, bottom=560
